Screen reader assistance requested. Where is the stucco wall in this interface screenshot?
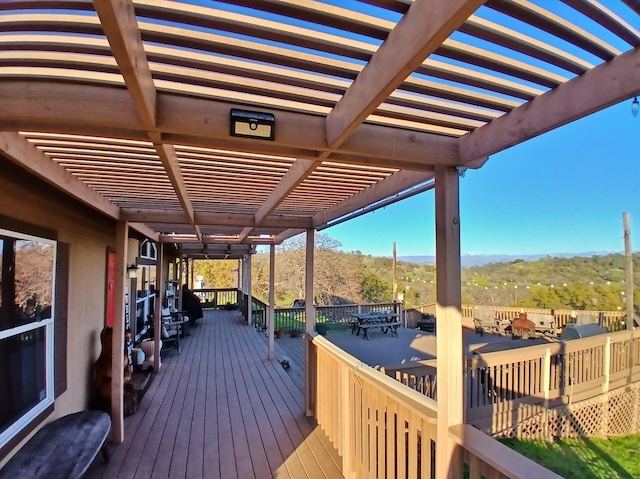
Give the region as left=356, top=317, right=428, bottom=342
left=0, top=160, right=120, bottom=464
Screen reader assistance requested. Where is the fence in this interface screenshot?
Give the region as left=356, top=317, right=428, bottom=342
left=385, top=328, right=640, bottom=439
left=192, top=288, right=239, bottom=309
left=308, top=333, right=561, bottom=478
left=245, top=300, right=403, bottom=334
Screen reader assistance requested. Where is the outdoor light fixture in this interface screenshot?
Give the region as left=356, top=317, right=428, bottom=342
left=126, top=264, right=139, bottom=279
left=632, top=97, right=639, bottom=118
left=230, top=108, right=275, bottom=140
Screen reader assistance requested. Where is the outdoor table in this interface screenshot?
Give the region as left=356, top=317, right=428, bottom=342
left=350, top=311, right=400, bottom=339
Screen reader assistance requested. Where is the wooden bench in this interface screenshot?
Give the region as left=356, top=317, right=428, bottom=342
left=359, top=321, right=401, bottom=340
left=0, top=410, right=111, bottom=479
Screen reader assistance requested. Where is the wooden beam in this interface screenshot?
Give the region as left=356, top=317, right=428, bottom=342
left=254, top=158, right=317, bottom=224
left=272, top=229, right=305, bottom=244
left=120, top=209, right=313, bottom=229
left=459, top=46, right=640, bottom=165
left=0, top=131, right=120, bottom=218
left=93, top=0, right=157, bottom=129
left=434, top=165, right=463, bottom=478
left=0, top=81, right=459, bottom=167
left=314, top=170, right=434, bottom=228
left=325, top=0, right=485, bottom=149
left=153, top=143, right=201, bottom=241
left=128, top=222, right=160, bottom=241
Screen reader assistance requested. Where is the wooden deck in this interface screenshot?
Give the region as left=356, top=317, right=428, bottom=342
left=85, top=309, right=342, bottom=479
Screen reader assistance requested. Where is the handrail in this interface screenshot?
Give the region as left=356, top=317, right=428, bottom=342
left=310, top=330, right=568, bottom=477
left=449, top=424, right=563, bottom=479
left=313, top=334, right=438, bottom=420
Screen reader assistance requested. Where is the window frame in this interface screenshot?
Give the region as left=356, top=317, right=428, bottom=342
left=0, top=228, right=56, bottom=451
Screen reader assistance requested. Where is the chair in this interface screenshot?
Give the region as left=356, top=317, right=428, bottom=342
left=161, top=308, right=181, bottom=354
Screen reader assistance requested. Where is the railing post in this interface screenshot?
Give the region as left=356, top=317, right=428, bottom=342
left=341, top=359, right=354, bottom=479
left=543, top=348, right=551, bottom=441
left=603, top=337, right=611, bottom=394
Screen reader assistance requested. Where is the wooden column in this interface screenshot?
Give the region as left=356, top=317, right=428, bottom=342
left=304, top=228, right=315, bottom=416
left=111, top=221, right=128, bottom=444
left=268, top=244, right=275, bottom=360
left=623, top=213, right=634, bottom=329
left=245, top=254, right=253, bottom=326
left=434, top=165, right=463, bottom=478
left=154, top=243, right=164, bottom=372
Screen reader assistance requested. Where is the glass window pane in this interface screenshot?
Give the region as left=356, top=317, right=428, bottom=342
left=0, top=327, right=47, bottom=436
left=0, top=236, right=54, bottom=331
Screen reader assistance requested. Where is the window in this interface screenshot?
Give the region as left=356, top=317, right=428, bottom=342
left=0, top=229, right=55, bottom=450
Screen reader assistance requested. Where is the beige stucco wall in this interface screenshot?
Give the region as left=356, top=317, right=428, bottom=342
left=0, top=162, right=122, bottom=464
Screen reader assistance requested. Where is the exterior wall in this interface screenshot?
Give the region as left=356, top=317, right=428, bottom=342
left=0, top=160, right=117, bottom=465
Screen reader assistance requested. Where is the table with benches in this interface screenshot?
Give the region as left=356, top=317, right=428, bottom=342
left=350, top=311, right=401, bottom=340
left=0, top=410, right=111, bottom=479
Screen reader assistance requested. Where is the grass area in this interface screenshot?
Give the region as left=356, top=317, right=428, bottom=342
left=500, top=434, right=640, bottom=478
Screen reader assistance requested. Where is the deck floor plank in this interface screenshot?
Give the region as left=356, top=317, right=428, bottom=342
left=85, top=309, right=342, bottom=479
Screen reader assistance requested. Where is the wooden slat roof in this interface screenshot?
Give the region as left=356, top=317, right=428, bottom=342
left=1, top=0, right=638, bottom=255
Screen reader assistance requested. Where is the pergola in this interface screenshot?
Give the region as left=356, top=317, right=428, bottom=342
left=1, top=0, right=639, bottom=476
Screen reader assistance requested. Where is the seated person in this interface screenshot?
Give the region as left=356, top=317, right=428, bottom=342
left=182, top=284, right=204, bottom=328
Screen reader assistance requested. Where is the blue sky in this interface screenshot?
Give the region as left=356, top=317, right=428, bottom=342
left=325, top=100, right=640, bottom=258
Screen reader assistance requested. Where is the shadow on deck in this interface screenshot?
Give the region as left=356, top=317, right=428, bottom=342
left=85, top=309, right=342, bottom=479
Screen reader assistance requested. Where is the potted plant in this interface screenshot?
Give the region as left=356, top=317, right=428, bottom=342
left=289, top=329, right=301, bottom=338
left=315, top=323, right=329, bottom=336
left=276, top=328, right=285, bottom=339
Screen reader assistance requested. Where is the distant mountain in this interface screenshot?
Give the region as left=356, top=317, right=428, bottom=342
left=398, top=252, right=618, bottom=268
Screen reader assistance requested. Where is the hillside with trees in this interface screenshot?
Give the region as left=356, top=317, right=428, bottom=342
left=193, top=234, right=639, bottom=313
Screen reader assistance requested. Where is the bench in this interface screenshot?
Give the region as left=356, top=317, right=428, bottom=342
left=0, top=410, right=111, bottom=479
left=359, top=321, right=401, bottom=340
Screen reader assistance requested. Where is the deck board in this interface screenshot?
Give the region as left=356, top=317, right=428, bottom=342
left=85, top=309, right=342, bottom=479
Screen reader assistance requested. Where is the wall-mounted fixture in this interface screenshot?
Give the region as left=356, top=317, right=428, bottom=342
left=127, top=264, right=139, bottom=279
left=632, top=97, right=639, bottom=118
left=230, top=108, right=275, bottom=140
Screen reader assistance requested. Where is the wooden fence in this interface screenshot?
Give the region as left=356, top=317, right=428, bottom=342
left=243, top=299, right=403, bottom=334
left=406, top=303, right=628, bottom=331
left=192, top=288, right=239, bottom=309
left=385, top=329, right=640, bottom=439
left=308, top=334, right=562, bottom=478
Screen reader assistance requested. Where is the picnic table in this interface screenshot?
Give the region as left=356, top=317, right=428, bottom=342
left=350, top=311, right=401, bottom=340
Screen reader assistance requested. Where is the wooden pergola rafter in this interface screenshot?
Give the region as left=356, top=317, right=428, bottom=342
left=0, top=0, right=637, bottom=249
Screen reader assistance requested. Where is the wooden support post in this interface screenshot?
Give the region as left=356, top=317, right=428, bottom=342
left=245, top=255, right=253, bottom=326
left=111, top=221, right=129, bottom=444
left=305, top=228, right=315, bottom=416
left=434, top=165, right=463, bottom=478
left=542, top=347, right=551, bottom=441
left=392, top=241, right=397, bottom=302
left=623, top=213, right=634, bottom=329
left=268, top=244, right=275, bottom=360
left=154, top=244, right=164, bottom=372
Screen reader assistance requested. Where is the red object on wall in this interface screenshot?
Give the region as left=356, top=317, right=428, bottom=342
left=106, top=250, right=116, bottom=327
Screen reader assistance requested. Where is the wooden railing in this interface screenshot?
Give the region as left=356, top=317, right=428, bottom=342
left=308, top=333, right=562, bottom=478
left=378, top=328, right=640, bottom=438
left=407, top=303, right=627, bottom=331
left=192, top=288, right=239, bottom=309
left=246, top=300, right=403, bottom=334
left=315, top=302, right=402, bottom=330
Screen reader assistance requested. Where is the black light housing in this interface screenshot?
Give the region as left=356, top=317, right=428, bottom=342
left=230, top=108, right=275, bottom=140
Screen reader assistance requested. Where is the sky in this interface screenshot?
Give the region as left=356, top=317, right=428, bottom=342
left=324, top=100, right=640, bottom=258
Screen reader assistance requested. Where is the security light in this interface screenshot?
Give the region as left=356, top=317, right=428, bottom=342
left=230, top=108, right=275, bottom=140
